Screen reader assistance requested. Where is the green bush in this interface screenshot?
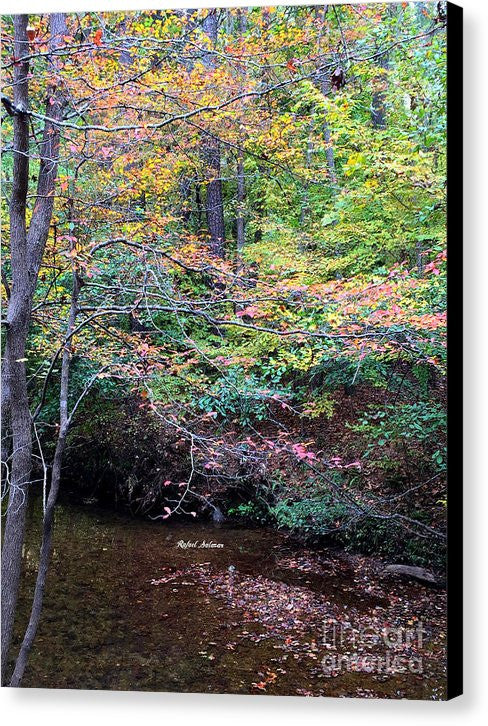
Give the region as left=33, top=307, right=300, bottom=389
left=270, top=496, right=348, bottom=536
left=349, top=401, right=447, bottom=472
left=196, top=367, right=290, bottom=426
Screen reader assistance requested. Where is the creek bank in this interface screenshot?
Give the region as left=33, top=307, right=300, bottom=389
left=56, top=489, right=445, bottom=598
left=58, top=387, right=446, bottom=572
left=58, top=479, right=446, bottom=581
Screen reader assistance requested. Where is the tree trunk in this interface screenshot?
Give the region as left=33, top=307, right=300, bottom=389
left=204, top=142, right=226, bottom=256
left=371, top=51, right=389, bottom=129
left=371, top=6, right=395, bottom=129
left=235, top=9, right=247, bottom=255
left=1, top=15, right=32, bottom=683
left=10, top=228, right=80, bottom=686
left=253, top=165, right=266, bottom=243
left=179, top=177, right=192, bottom=225
left=201, top=9, right=225, bottom=257
left=1, top=13, right=66, bottom=683
left=236, top=154, right=245, bottom=253
left=195, top=183, right=203, bottom=232
left=316, top=7, right=339, bottom=191
left=322, top=103, right=338, bottom=189
left=300, top=132, right=314, bottom=226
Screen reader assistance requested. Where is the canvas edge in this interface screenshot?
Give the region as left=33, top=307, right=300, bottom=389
left=446, top=0, right=463, bottom=702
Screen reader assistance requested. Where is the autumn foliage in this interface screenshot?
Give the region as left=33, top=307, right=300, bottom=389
left=2, top=5, right=447, bottom=568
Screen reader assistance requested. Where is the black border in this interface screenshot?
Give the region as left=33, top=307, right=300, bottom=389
left=446, top=0, right=463, bottom=701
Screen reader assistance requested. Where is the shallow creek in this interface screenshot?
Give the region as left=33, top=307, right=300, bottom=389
left=14, top=498, right=447, bottom=699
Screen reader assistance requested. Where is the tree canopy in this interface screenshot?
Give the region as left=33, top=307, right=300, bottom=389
left=1, top=3, right=448, bottom=685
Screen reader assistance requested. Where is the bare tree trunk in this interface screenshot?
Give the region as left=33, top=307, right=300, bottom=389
left=371, top=5, right=395, bottom=129
left=300, top=132, right=314, bottom=226
left=322, top=102, right=338, bottom=189
left=1, top=15, right=32, bottom=683
left=195, top=183, right=203, bottom=232
left=235, top=9, right=247, bottom=255
left=371, top=51, right=388, bottom=129
left=10, top=231, right=80, bottom=687
left=236, top=154, right=245, bottom=253
left=316, top=7, right=338, bottom=192
left=204, top=143, right=225, bottom=256
left=1, top=13, right=66, bottom=683
left=202, top=9, right=225, bottom=257
left=253, top=165, right=266, bottom=243
left=8, top=431, right=65, bottom=686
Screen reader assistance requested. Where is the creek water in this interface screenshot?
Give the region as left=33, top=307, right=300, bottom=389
left=14, top=497, right=446, bottom=699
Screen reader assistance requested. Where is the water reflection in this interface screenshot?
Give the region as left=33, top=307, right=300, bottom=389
left=14, top=497, right=446, bottom=698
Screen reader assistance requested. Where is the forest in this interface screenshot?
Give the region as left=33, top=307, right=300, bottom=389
left=1, top=3, right=448, bottom=696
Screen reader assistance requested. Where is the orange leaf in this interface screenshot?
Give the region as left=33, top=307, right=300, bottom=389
left=93, top=28, right=103, bottom=46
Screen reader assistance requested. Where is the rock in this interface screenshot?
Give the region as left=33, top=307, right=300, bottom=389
left=212, top=506, right=225, bottom=526
left=382, top=564, right=438, bottom=586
